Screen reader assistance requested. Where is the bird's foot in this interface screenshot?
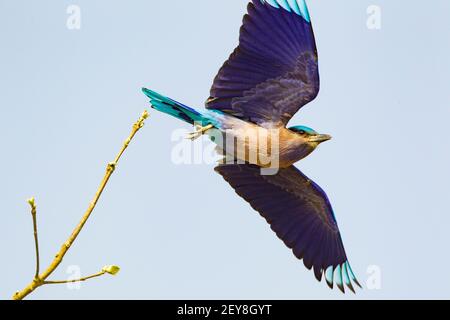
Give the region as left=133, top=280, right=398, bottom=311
left=186, top=124, right=214, bottom=141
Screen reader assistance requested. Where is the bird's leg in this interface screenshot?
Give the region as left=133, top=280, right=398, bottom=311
left=186, top=124, right=214, bottom=141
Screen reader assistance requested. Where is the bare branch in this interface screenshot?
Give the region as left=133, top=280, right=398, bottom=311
left=27, top=197, right=40, bottom=279
left=43, top=271, right=106, bottom=285
left=12, top=111, right=149, bottom=300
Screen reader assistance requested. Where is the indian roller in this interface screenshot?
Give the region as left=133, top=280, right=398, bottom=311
left=142, top=0, right=361, bottom=293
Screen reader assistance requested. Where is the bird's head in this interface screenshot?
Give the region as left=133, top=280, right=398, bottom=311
left=289, top=125, right=332, bottom=146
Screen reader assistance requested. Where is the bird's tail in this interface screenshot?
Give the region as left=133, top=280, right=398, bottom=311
left=142, top=87, right=207, bottom=125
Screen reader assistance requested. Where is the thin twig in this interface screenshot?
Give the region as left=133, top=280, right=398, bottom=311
left=43, top=271, right=106, bottom=285
left=27, top=198, right=40, bottom=279
left=12, top=110, right=149, bottom=300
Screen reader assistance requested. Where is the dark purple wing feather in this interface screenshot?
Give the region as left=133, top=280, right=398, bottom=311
left=206, top=0, right=320, bottom=126
left=215, top=164, right=360, bottom=292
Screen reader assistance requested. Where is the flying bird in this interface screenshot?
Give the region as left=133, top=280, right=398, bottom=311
left=142, top=0, right=360, bottom=293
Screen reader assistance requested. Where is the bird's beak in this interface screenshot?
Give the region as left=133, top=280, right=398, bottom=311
left=309, top=134, right=332, bottom=143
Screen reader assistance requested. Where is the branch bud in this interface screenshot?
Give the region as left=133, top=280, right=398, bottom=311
left=102, top=265, right=120, bottom=276
left=27, top=197, right=36, bottom=208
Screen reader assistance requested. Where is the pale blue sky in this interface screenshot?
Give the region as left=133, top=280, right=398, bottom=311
left=1, top=0, right=449, bottom=299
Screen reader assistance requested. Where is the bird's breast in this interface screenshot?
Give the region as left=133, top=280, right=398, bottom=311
left=205, top=112, right=312, bottom=168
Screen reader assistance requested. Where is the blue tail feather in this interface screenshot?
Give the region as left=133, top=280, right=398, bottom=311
left=142, top=88, right=207, bottom=125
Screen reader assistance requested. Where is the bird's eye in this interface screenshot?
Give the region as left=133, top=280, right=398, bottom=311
left=298, top=130, right=306, bottom=135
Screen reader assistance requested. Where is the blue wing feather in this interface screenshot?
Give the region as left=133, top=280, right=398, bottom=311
left=335, top=264, right=344, bottom=293
left=343, top=262, right=355, bottom=293
left=325, top=266, right=334, bottom=288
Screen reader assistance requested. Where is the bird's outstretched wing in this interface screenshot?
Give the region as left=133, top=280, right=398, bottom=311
left=215, top=164, right=360, bottom=293
left=206, top=0, right=319, bottom=127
